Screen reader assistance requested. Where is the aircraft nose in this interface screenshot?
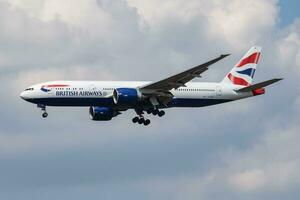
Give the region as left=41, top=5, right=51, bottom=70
left=20, top=91, right=27, bottom=100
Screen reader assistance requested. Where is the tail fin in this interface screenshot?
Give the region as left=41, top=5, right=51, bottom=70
left=222, top=46, right=262, bottom=86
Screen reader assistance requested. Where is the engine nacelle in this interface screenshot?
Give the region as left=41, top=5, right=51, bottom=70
left=113, top=88, right=141, bottom=106
left=89, top=106, right=116, bottom=121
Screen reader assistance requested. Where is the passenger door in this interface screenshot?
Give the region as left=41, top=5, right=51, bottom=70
left=216, top=86, right=222, bottom=96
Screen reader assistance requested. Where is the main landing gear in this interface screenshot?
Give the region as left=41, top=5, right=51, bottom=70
left=132, top=109, right=165, bottom=126
left=132, top=116, right=150, bottom=126
left=38, top=104, right=48, bottom=118
left=147, top=109, right=165, bottom=117
left=132, top=109, right=151, bottom=126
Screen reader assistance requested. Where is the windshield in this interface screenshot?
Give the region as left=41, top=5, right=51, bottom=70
left=24, top=88, right=34, bottom=91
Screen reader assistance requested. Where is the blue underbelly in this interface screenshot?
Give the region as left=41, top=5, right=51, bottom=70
left=167, top=98, right=232, bottom=107
left=26, top=97, right=232, bottom=107
left=26, top=97, right=115, bottom=107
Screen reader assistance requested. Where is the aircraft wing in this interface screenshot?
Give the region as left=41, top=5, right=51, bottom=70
left=139, top=54, right=230, bottom=92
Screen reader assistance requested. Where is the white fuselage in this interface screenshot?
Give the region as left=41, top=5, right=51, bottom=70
left=20, top=81, right=253, bottom=108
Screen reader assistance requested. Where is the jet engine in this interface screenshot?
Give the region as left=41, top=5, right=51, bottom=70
left=113, top=88, right=142, bottom=107
left=89, top=106, right=118, bottom=121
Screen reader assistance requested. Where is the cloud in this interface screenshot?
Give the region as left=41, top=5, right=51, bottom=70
left=229, top=169, right=267, bottom=192
left=223, top=124, right=300, bottom=195
left=0, top=0, right=143, bottom=75
left=276, top=19, right=300, bottom=73
left=132, top=120, right=300, bottom=199
left=0, top=0, right=299, bottom=199
left=128, top=0, right=279, bottom=49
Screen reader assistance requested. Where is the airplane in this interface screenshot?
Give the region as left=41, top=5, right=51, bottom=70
left=20, top=46, right=282, bottom=126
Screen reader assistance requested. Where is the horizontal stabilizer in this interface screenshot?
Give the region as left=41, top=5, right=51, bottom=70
left=237, top=78, right=283, bottom=92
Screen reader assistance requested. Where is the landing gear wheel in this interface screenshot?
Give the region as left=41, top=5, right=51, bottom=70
left=158, top=110, right=165, bottom=117
left=153, top=110, right=159, bottom=115
left=143, top=119, right=151, bottom=126
left=132, top=117, right=139, bottom=123
left=138, top=118, right=145, bottom=124
left=42, top=112, right=48, bottom=118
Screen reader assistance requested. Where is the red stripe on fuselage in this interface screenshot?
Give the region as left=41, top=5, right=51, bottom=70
left=227, top=73, right=250, bottom=86
left=237, top=52, right=260, bottom=67
left=43, top=84, right=70, bottom=87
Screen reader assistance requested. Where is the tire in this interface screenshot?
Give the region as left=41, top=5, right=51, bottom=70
left=138, top=118, right=145, bottom=124
left=132, top=117, right=139, bottom=123
left=144, top=119, right=150, bottom=126
left=158, top=110, right=165, bottom=117
left=42, top=112, right=48, bottom=118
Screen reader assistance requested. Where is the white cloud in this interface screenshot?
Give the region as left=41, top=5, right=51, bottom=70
left=0, top=0, right=114, bottom=31
left=224, top=123, right=300, bottom=191
left=229, top=169, right=267, bottom=192
left=13, top=66, right=117, bottom=88
left=0, top=0, right=144, bottom=74
left=41, top=0, right=115, bottom=36
left=206, top=0, right=278, bottom=49
left=128, top=0, right=279, bottom=49
left=276, top=19, right=300, bottom=73
left=133, top=121, right=300, bottom=199
left=127, top=0, right=206, bottom=26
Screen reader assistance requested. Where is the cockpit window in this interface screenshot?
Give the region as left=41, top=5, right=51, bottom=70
left=24, top=88, right=34, bottom=91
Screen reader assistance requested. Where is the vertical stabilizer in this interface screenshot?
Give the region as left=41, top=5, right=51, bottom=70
left=222, top=46, right=262, bottom=86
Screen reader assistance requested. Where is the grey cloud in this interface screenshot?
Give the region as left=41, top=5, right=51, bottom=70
left=0, top=0, right=299, bottom=199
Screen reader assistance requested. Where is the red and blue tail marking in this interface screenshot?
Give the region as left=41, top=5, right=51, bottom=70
left=222, top=46, right=261, bottom=86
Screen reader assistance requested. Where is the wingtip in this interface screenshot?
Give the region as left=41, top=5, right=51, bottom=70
left=275, top=78, right=284, bottom=81
left=221, top=54, right=230, bottom=58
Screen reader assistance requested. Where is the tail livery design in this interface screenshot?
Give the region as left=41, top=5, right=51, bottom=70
left=222, top=46, right=261, bottom=86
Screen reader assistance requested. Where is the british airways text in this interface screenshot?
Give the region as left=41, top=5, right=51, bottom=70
left=56, top=91, right=103, bottom=96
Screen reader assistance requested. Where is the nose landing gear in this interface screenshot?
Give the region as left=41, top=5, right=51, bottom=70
left=42, top=112, right=48, bottom=118
left=38, top=104, right=48, bottom=118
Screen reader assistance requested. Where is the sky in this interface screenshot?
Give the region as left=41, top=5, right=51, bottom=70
left=0, top=0, right=299, bottom=199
